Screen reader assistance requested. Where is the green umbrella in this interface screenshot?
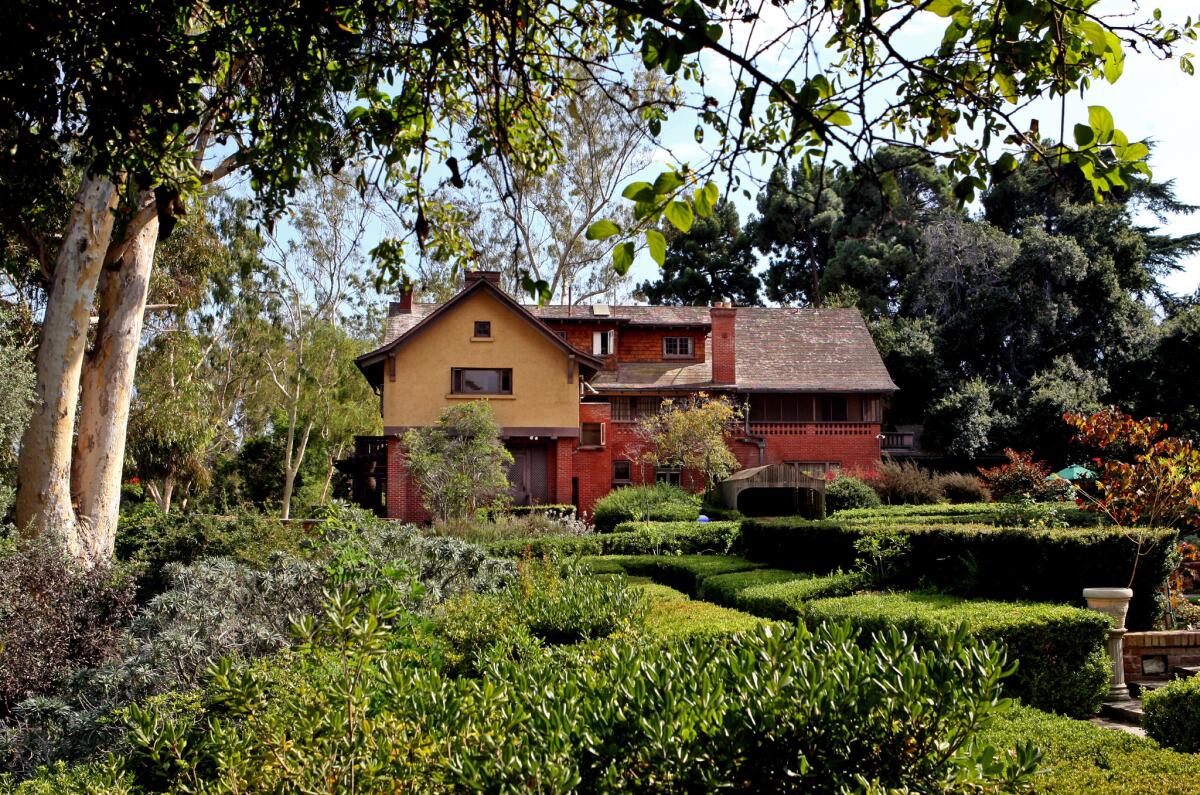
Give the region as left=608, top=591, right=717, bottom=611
left=1049, top=464, right=1096, bottom=482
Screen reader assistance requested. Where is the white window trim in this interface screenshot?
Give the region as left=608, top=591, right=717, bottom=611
left=592, top=329, right=615, bottom=356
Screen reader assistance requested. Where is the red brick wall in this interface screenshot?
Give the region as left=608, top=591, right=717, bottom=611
left=617, top=328, right=705, bottom=363
left=385, top=436, right=430, bottom=523
left=711, top=307, right=736, bottom=384
left=728, top=426, right=882, bottom=472
left=574, top=403, right=613, bottom=519
left=1123, top=631, right=1200, bottom=680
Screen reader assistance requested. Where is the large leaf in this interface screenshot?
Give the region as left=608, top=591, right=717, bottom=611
left=612, top=241, right=636, bottom=275
left=586, top=220, right=620, bottom=240
left=645, top=229, right=666, bottom=266
left=621, top=181, right=656, bottom=202
left=1088, top=105, right=1114, bottom=139
left=664, top=200, right=694, bottom=233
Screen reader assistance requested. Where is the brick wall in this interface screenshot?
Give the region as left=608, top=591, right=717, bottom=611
left=729, top=426, right=882, bottom=472
left=385, top=436, right=430, bottom=523
left=617, top=328, right=705, bottom=363
left=711, top=307, right=736, bottom=384
left=1123, top=631, right=1200, bottom=679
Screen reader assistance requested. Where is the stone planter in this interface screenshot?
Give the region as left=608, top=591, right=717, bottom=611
left=1083, top=587, right=1134, bottom=702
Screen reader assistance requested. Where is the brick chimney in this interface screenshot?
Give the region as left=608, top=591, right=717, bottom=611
left=711, top=301, right=736, bottom=385
left=465, top=270, right=503, bottom=287
left=389, top=284, right=413, bottom=315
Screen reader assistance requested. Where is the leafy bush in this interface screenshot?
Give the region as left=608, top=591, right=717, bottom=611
left=829, top=501, right=1103, bottom=527
left=484, top=534, right=604, bottom=559
left=981, top=704, right=1200, bottom=794
left=978, top=448, right=1069, bottom=501
left=591, top=484, right=700, bottom=532
left=740, top=516, right=1175, bottom=629
left=505, top=557, right=645, bottom=645
left=481, top=503, right=577, bottom=520
left=0, top=537, right=137, bottom=715
left=935, top=472, right=992, bottom=503
left=485, top=520, right=740, bottom=558
left=434, top=508, right=590, bottom=545
left=696, top=568, right=813, bottom=604
left=115, top=593, right=1035, bottom=794
left=866, top=461, right=940, bottom=504
left=603, top=554, right=763, bottom=594
left=728, top=573, right=864, bottom=621
left=1142, top=675, right=1200, bottom=753
left=800, top=592, right=1111, bottom=716
left=825, top=475, right=881, bottom=513
left=635, top=582, right=764, bottom=640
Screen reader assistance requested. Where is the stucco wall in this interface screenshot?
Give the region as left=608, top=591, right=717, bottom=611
left=382, top=290, right=581, bottom=430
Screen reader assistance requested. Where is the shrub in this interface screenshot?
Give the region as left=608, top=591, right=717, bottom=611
left=866, top=461, right=940, bottom=504
left=505, top=558, right=646, bottom=645
left=696, top=568, right=813, bottom=605
left=603, top=554, right=763, bottom=594
left=636, top=582, right=764, bottom=640
left=730, top=573, right=863, bottom=621
left=1142, top=675, right=1200, bottom=752
left=484, top=520, right=741, bottom=558
left=480, top=503, right=577, bottom=520
left=484, top=534, right=604, bottom=559
left=740, top=516, right=1175, bottom=630
left=978, top=448, right=1068, bottom=502
left=0, top=537, right=137, bottom=715
left=981, top=704, right=1200, bottom=794
left=800, top=592, right=1112, bottom=716
left=825, top=475, right=881, bottom=513
left=935, top=472, right=992, bottom=504
left=591, top=483, right=700, bottom=532
left=432, top=509, right=590, bottom=545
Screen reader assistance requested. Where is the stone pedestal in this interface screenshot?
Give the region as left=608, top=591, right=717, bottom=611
left=1083, top=587, right=1134, bottom=702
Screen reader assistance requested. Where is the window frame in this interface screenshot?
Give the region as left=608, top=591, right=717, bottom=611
left=662, top=336, right=694, bottom=359
left=612, top=460, right=632, bottom=484
left=655, top=468, right=681, bottom=486
left=473, top=320, right=492, bottom=338
left=450, top=367, right=513, bottom=395
left=580, top=421, right=605, bottom=448
left=592, top=329, right=615, bottom=356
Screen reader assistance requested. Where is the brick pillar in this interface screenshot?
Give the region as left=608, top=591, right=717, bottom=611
left=711, top=303, right=737, bottom=385
left=554, top=438, right=574, bottom=506
left=385, top=436, right=406, bottom=520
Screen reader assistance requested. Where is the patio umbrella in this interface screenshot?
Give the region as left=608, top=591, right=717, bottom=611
left=1049, top=464, right=1096, bottom=482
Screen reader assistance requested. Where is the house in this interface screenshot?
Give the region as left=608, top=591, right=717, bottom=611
left=344, top=270, right=896, bottom=521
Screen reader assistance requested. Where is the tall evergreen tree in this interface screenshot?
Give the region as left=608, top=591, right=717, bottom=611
left=637, top=200, right=761, bottom=306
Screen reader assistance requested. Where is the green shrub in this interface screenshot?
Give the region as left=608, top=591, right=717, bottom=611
left=981, top=704, right=1200, bottom=794
left=430, top=509, right=590, bottom=545
left=866, top=461, right=940, bottom=504
left=591, top=484, right=700, bottom=532
left=829, top=501, right=1102, bottom=526
left=484, top=534, right=603, bottom=558
left=507, top=558, right=646, bottom=645
left=480, top=503, right=577, bottom=520
left=601, top=554, right=763, bottom=594
left=800, top=592, right=1112, bottom=716
left=696, top=568, right=813, bottom=604
left=0, top=758, right=132, bottom=794
left=730, top=573, right=864, bottom=621
left=484, top=520, right=740, bottom=558
left=740, top=516, right=1175, bottom=630
left=935, top=472, right=992, bottom=504
left=1142, top=675, right=1200, bottom=753
left=825, top=475, right=881, bottom=513
left=635, top=582, right=764, bottom=640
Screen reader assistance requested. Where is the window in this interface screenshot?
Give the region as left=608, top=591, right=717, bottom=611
left=610, top=396, right=663, bottom=422
left=612, top=460, right=632, bottom=484
left=817, top=395, right=848, bottom=422
left=749, top=394, right=814, bottom=422
left=555, top=330, right=568, bottom=341
left=451, top=368, right=512, bottom=395
left=655, top=468, right=681, bottom=486
left=593, top=329, right=615, bottom=356
left=610, top=396, right=632, bottom=421
left=473, top=321, right=491, bottom=338
left=580, top=422, right=605, bottom=447
left=663, top=336, right=693, bottom=358
left=787, top=461, right=840, bottom=478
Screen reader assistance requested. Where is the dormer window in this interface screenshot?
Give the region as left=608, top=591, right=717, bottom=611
left=592, top=330, right=615, bottom=356
left=663, top=336, right=693, bottom=358
left=473, top=321, right=491, bottom=338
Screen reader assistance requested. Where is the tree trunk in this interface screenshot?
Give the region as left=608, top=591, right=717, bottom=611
left=15, top=173, right=119, bottom=559
left=71, top=194, right=159, bottom=562
left=281, top=419, right=313, bottom=520
left=160, top=474, right=175, bottom=515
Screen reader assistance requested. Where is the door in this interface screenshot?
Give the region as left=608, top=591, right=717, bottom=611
left=508, top=449, right=532, bottom=506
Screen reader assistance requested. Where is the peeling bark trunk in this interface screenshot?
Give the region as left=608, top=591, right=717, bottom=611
left=280, top=419, right=313, bottom=520
left=72, top=195, right=159, bottom=562
left=15, top=173, right=119, bottom=557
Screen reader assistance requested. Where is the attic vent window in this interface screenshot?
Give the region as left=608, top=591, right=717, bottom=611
left=592, top=304, right=611, bottom=317
left=473, top=321, right=491, bottom=338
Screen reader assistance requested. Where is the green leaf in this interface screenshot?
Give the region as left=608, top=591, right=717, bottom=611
left=693, top=186, right=713, bottom=218
left=612, top=241, right=636, bottom=275
left=1079, top=20, right=1109, bottom=51
left=703, top=181, right=719, bottom=207
left=645, top=229, right=666, bottom=266
left=1088, top=105, right=1114, bottom=138
left=1073, top=123, right=1095, bottom=147
left=821, top=107, right=853, bottom=126
left=586, top=220, right=621, bottom=240
left=652, top=170, right=684, bottom=195
left=994, top=72, right=1018, bottom=104
left=926, top=0, right=961, bottom=17
left=1122, top=141, right=1150, bottom=162
left=664, top=200, right=694, bottom=233
left=621, top=181, right=656, bottom=202
left=990, top=152, right=1018, bottom=180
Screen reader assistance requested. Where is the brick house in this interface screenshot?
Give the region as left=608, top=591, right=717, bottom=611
left=344, top=271, right=896, bottom=521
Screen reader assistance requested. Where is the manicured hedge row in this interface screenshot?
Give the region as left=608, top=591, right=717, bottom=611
left=484, top=521, right=740, bottom=559
left=1142, top=674, right=1200, bottom=753
left=800, top=593, right=1111, bottom=717
left=602, top=554, right=763, bottom=594
left=728, top=574, right=863, bottom=621
left=481, top=503, right=577, bottom=520
left=830, top=501, right=1105, bottom=527
left=635, top=581, right=766, bottom=640
left=740, top=518, right=1176, bottom=630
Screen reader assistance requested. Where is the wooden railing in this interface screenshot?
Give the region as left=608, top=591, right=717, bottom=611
left=881, top=431, right=916, bottom=450
left=748, top=422, right=879, bottom=437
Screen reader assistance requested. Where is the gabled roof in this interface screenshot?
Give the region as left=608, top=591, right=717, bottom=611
left=356, top=278, right=603, bottom=386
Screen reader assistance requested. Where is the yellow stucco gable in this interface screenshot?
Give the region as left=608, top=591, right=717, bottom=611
left=382, top=289, right=581, bottom=431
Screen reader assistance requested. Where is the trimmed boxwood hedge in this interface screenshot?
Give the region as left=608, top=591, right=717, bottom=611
left=740, top=517, right=1176, bottom=630
left=635, top=581, right=766, bottom=640
left=1142, top=674, right=1200, bottom=753
left=829, top=502, right=1103, bottom=526
left=600, top=554, right=763, bottom=594
left=485, top=521, right=739, bottom=559
left=730, top=574, right=863, bottom=621
left=800, top=592, right=1112, bottom=717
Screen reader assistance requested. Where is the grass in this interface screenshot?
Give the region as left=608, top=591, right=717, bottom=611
left=981, top=705, right=1200, bottom=794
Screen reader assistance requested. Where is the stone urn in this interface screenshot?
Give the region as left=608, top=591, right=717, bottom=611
left=1082, top=587, right=1134, bottom=702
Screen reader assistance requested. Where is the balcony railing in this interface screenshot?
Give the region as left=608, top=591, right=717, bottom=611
left=748, top=422, right=878, bottom=437
left=881, top=431, right=916, bottom=450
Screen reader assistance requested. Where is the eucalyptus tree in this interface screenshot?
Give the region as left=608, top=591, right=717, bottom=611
left=1, top=0, right=1193, bottom=562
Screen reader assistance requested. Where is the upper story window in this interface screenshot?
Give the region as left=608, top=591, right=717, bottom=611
left=612, top=460, right=632, bottom=484
left=592, top=329, right=615, bottom=356
left=451, top=367, right=512, bottom=395
left=817, top=395, right=848, bottom=422
left=580, top=421, right=605, bottom=447
left=663, top=336, right=693, bottom=358
left=610, top=396, right=663, bottom=422
left=473, top=321, right=492, bottom=338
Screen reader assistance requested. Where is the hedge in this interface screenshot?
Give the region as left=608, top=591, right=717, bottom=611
left=600, top=554, right=763, bottom=594
left=800, top=592, right=1111, bottom=717
left=591, top=484, right=701, bottom=532
left=485, top=521, right=740, bottom=559
left=635, top=581, right=766, bottom=640
left=480, top=503, right=577, bottom=521
left=729, top=574, right=863, bottom=622
left=829, top=501, right=1104, bottom=527
left=1142, top=674, right=1200, bottom=753
left=981, top=704, right=1200, bottom=794
left=740, top=517, right=1176, bottom=630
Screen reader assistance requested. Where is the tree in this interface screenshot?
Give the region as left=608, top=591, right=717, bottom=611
left=0, top=304, right=35, bottom=518
left=637, top=200, right=761, bottom=306
left=924, top=378, right=1002, bottom=461
left=402, top=401, right=514, bottom=523
left=636, top=393, right=741, bottom=493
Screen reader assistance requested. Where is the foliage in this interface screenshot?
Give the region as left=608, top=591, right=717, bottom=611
left=431, top=508, right=591, bottom=546
left=605, top=554, right=762, bottom=595
left=591, top=483, right=701, bottom=532
left=925, top=377, right=1002, bottom=460
left=635, top=582, right=765, bottom=641
left=800, top=593, right=1111, bottom=716
left=637, top=199, right=761, bottom=306
left=853, top=528, right=912, bottom=587
left=978, top=448, right=1067, bottom=502
left=717, top=573, right=864, bottom=622
left=1065, top=407, right=1200, bottom=530
left=505, top=556, right=646, bottom=646
left=1142, top=675, right=1200, bottom=753
left=935, top=472, right=992, bottom=504
left=0, top=536, right=136, bottom=715
left=866, top=461, right=940, bottom=505
left=634, top=393, right=742, bottom=493
left=402, top=400, right=514, bottom=522
left=981, top=704, right=1200, bottom=794
left=825, top=474, right=881, bottom=513
left=0, top=306, right=34, bottom=519
left=739, top=515, right=1176, bottom=630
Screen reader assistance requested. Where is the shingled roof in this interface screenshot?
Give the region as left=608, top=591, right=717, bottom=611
left=373, top=300, right=896, bottom=393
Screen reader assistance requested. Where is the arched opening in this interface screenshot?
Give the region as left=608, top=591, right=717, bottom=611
left=736, top=486, right=824, bottom=518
